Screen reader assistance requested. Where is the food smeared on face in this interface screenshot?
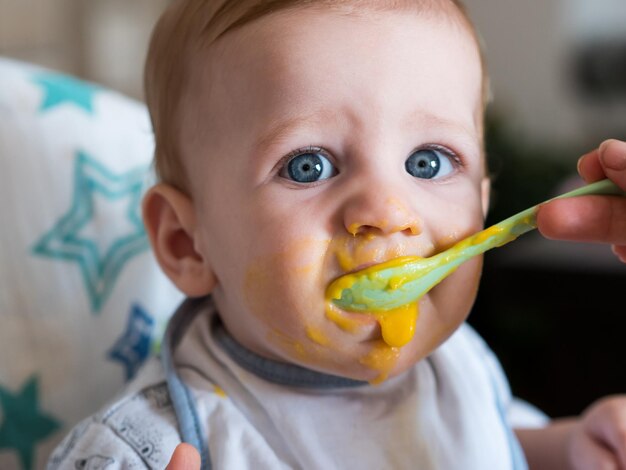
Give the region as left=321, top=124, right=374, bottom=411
left=323, top=232, right=424, bottom=382
left=324, top=211, right=538, bottom=382
left=199, top=7, right=487, bottom=386
left=325, top=256, right=423, bottom=345
left=359, top=341, right=402, bottom=384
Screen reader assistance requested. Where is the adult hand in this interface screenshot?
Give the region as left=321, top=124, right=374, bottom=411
left=165, top=443, right=201, bottom=470
left=567, top=395, right=626, bottom=469
left=537, top=139, right=626, bottom=262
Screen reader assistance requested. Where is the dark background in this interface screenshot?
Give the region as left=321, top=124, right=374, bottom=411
left=467, top=114, right=626, bottom=419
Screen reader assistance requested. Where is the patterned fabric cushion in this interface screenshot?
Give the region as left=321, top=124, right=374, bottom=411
left=0, top=57, right=183, bottom=470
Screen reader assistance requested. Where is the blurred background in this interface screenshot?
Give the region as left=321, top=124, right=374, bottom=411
left=1, top=0, right=625, bottom=419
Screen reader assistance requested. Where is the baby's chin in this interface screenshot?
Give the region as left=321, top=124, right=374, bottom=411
left=262, top=323, right=440, bottom=385
left=242, top=280, right=464, bottom=383
left=309, top=345, right=432, bottom=384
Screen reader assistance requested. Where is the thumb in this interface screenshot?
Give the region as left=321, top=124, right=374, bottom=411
left=165, top=443, right=201, bottom=470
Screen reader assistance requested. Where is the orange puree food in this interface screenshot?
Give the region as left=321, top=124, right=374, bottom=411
left=373, top=302, right=418, bottom=347
left=324, top=212, right=539, bottom=345
left=323, top=256, right=423, bottom=382
left=323, top=237, right=423, bottom=380
left=324, top=293, right=414, bottom=382
left=325, top=256, right=422, bottom=341
left=325, top=278, right=419, bottom=346
left=360, top=342, right=401, bottom=384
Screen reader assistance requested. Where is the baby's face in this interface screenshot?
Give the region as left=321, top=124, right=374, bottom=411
left=181, top=6, right=487, bottom=382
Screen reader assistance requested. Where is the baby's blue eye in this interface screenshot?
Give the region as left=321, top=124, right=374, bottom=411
left=282, top=151, right=337, bottom=183
left=405, top=148, right=455, bottom=180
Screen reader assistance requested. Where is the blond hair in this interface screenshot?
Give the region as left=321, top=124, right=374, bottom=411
left=144, top=0, right=489, bottom=191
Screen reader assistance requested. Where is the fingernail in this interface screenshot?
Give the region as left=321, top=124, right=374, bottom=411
left=576, top=155, right=584, bottom=174
left=576, top=149, right=596, bottom=174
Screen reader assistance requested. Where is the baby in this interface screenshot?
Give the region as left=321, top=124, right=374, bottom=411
left=48, top=0, right=626, bottom=469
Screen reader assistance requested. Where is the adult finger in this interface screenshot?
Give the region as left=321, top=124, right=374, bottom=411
left=537, top=194, right=626, bottom=245
left=578, top=140, right=626, bottom=187
left=165, top=443, right=201, bottom=470
left=577, top=149, right=605, bottom=184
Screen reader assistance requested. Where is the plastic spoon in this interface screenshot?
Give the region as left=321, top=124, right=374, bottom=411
left=328, top=178, right=624, bottom=312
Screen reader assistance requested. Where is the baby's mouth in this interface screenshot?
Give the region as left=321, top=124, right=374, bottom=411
left=325, top=297, right=419, bottom=350
left=325, top=267, right=421, bottom=349
left=329, top=233, right=418, bottom=275
left=324, top=300, right=383, bottom=341
left=342, top=261, right=379, bottom=276
left=322, top=236, right=430, bottom=348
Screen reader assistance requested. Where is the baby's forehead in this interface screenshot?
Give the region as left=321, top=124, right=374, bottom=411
left=185, top=3, right=483, bottom=108
left=183, top=5, right=483, bottom=138
left=145, top=0, right=483, bottom=189
left=188, top=0, right=478, bottom=84
left=194, top=0, right=471, bottom=46
left=187, top=6, right=482, bottom=113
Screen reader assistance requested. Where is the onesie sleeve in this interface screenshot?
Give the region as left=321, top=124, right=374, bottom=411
left=46, top=419, right=149, bottom=469
left=47, top=382, right=183, bottom=470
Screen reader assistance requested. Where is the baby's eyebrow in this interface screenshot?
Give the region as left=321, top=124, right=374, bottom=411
left=254, top=109, right=480, bottom=156
left=254, top=109, right=340, bottom=154
left=406, top=111, right=479, bottom=141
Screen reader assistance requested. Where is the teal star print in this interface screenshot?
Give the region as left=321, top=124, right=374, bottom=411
left=32, top=72, right=100, bottom=113
left=33, top=151, right=150, bottom=312
left=108, top=303, right=155, bottom=381
left=0, top=376, right=61, bottom=470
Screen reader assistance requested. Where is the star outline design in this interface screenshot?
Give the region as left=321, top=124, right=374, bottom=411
left=108, top=303, right=156, bottom=381
left=33, top=151, right=150, bottom=312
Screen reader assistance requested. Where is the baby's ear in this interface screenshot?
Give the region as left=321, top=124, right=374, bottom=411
left=142, top=184, right=216, bottom=297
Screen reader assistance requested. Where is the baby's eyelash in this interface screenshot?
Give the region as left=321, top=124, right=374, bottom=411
left=420, top=144, right=464, bottom=167
left=274, top=145, right=328, bottom=172
left=285, top=145, right=326, bottom=159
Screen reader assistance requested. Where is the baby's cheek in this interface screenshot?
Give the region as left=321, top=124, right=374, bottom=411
left=429, top=256, right=483, bottom=325
left=242, top=238, right=374, bottom=371
left=242, top=237, right=330, bottom=332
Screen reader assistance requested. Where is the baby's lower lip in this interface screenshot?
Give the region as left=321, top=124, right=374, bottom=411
left=341, top=257, right=405, bottom=276
left=327, top=306, right=383, bottom=341
left=344, top=262, right=378, bottom=275
left=342, top=252, right=425, bottom=276
left=349, top=322, right=383, bottom=343
left=357, top=327, right=383, bottom=343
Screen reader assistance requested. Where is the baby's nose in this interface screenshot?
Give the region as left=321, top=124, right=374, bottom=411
left=343, top=192, right=422, bottom=237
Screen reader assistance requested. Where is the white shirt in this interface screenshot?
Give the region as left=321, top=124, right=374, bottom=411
left=48, top=297, right=546, bottom=470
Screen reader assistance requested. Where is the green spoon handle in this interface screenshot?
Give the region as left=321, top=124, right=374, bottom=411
left=480, top=177, right=624, bottom=243
left=332, top=178, right=623, bottom=312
